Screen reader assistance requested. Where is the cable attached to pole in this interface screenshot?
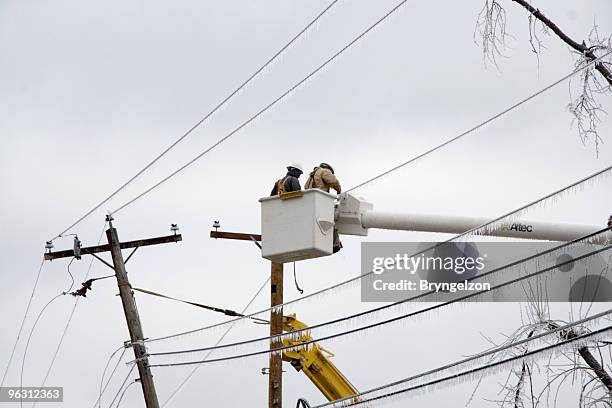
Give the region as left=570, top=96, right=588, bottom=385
left=92, top=345, right=128, bottom=408
left=106, top=364, right=136, bottom=408
left=131, top=287, right=269, bottom=324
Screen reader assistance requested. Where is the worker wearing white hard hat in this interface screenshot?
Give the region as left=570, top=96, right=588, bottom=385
left=270, top=163, right=303, bottom=196
left=287, top=163, right=303, bottom=173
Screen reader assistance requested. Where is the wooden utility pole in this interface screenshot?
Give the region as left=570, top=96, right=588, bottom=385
left=44, top=218, right=182, bottom=408
left=269, top=261, right=283, bottom=408
left=209, top=230, right=283, bottom=408
left=106, top=220, right=159, bottom=408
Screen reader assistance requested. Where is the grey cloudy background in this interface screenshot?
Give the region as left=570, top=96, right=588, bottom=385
left=1, top=0, right=612, bottom=406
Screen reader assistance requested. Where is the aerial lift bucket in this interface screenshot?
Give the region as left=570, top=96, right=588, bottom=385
left=259, top=189, right=337, bottom=263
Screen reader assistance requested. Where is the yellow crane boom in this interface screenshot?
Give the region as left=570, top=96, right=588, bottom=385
left=281, top=314, right=359, bottom=402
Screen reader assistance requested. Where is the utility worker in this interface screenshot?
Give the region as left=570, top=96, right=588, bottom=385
left=608, top=215, right=612, bottom=228
left=271, top=163, right=303, bottom=196
left=304, top=163, right=341, bottom=194
left=305, top=162, right=343, bottom=253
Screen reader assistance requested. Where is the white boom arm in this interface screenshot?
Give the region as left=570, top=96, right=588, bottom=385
left=335, top=194, right=608, bottom=244
left=258, top=191, right=608, bottom=263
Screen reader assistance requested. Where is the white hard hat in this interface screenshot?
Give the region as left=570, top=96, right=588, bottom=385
left=287, top=163, right=303, bottom=172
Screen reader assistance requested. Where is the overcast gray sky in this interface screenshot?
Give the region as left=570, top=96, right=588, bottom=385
left=1, top=0, right=612, bottom=407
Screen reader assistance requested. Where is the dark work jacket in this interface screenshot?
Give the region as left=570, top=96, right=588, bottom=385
left=270, top=169, right=302, bottom=196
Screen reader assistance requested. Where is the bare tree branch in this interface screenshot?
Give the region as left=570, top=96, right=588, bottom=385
left=509, top=0, right=612, bottom=86
left=548, top=321, right=612, bottom=395
left=475, top=0, right=612, bottom=151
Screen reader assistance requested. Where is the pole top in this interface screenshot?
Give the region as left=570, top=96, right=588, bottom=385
left=106, top=213, right=114, bottom=227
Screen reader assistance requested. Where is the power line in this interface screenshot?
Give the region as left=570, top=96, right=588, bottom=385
left=144, top=227, right=610, bottom=354
left=33, top=222, right=109, bottom=408
left=92, top=346, right=126, bottom=408
left=131, top=287, right=269, bottom=323
left=311, top=323, right=612, bottom=408
left=66, top=257, right=76, bottom=293
left=147, top=272, right=364, bottom=344
left=115, top=379, right=138, bottom=408
left=1, top=259, right=45, bottom=388
left=106, top=364, right=136, bottom=408
left=148, top=244, right=611, bottom=365
left=345, top=49, right=612, bottom=193
left=145, top=165, right=611, bottom=344
left=159, top=275, right=271, bottom=408
left=49, top=0, right=340, bottom=241
left=19, top=293, right=65, bottom=408
left=109, top=0, right=419, bottom=215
